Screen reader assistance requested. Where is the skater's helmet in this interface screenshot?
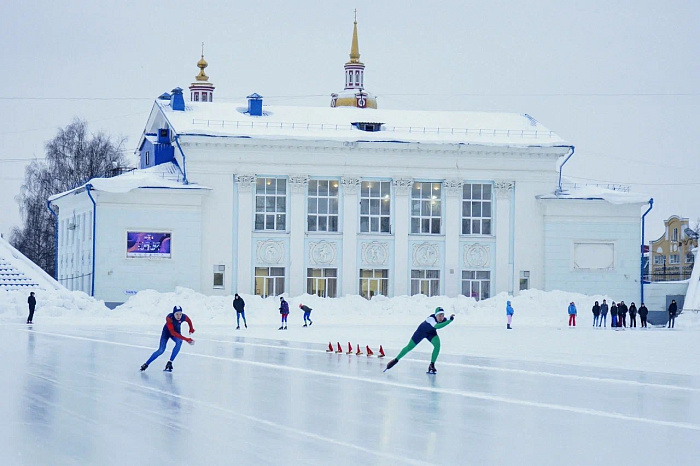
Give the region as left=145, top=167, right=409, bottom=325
left=435, top=307, right=445, bottom=316
left=173, top=305, right=183, bottom=314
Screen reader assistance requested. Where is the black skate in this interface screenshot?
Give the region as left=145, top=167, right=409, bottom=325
left=427, top=362, right=437, bottom=374
left=308, top=321, right=312, bottom=326
left=164, top=361, right=173, bottom=372
left=236, top=326, right=240, bottom=330
left=383, top=358, right=399, bottom=372
left=140, top=363, right=149, bottom=371
left=279, top=326, right=284, bottom=330
left=303, top=324, right=307, bottom=327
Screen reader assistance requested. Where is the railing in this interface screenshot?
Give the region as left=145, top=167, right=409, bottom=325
left=190, top=119, right=557, bottom=139
left=644, top=267, right=693, bottom=282
left=561, top=182, right=630, bottom=192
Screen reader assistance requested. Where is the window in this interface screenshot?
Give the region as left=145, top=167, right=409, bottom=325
left=202, top=93, right=208, bottom=102
left=653, top=255, right=665, bottom=265
left=255, top=267, right=285, bottom=297
left=462, top=183, right=492, bottom=235
left=672, top=228, right=678, bottom=241
left=194, top=92, right=199, bottom=102
left=519, top=270, right=530, bottom=291
left=360, top=181, right=391, bottom=233
left=145, top=151, right=150, bottom=166
left=411, top=182, right=441, bottom=234
left=307, top=268, right=338, bottom=297
left=213, top=265, right=225, bottom=289
left=359, top=269, right=388, bottom=299
left=686, top=252, right=695, bottom=264
left=462, top=270, right=491, bottom=301
left=255, top=177, right=287, bottom=230
left=411, top=269, right=440, bottom=296
left=669, top=254, right=680, bottom=264
left=308, top=179, right=339, bottom=232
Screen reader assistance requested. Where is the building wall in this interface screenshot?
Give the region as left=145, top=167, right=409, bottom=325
left=649, top=216, right=696, bottom=281
left=181, top=138, right=565, bottom=298
left=541, top=199, right=643, bottom=300
left=52, top=189, right=207, bottom=306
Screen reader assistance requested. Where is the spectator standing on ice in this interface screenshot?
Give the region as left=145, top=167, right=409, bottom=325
left=592, top=301, right=600, bottom=327
left=384, top=307, right=455, bottom=374
left=638, top=302, right=649, bottom=328
left=568, top=301, right=577, bottom=327
left=299, top=303, right=313, bottom=327
left=27, top=292, right=36, bottom=324
left=610, top=301, right=618, bottom=328
left=140, top=305, right=195, bottom=372
left=628, top=302, right=638, bottom=328
left=279, top=297, right=289, bottom=330
left=668, top=300, right=677, bottom=328
left=506, top=300, right=514, bottom=329
left=233, top=293, right=247, bottom=329
left=618, top=301, right=628, bottom=328
left=599, top=299, right=609, bottom=327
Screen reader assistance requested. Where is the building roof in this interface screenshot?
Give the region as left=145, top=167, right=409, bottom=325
left=537, top=183, right=651, bottom=205
left=155, top=100, right=569, bottom=148
left=49, top=162, right=209, bottom=202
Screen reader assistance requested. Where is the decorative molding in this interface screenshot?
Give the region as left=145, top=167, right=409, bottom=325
left=464, top=243, right=490, bottom=268
left=393, top=178, right=413, bottom=195
left=289, top=175, right=310, bottom=194
left=361, top=241, right=390, bottom=266
left=256, top=240, right=285, bottom=264
left=444, top=179, right=463, bottom=197
left=235, top=174, right=255, bottom=192
left=412, top=242, right=440, bottom=267
left=341, top=176, right=361, bottom=194
left=309, top=240, right=337, bottom=265
left=494, top=180, right=515, bottom=199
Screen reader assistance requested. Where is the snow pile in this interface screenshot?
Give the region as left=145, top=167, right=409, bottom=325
left=3, top=286, right=698, bottom=329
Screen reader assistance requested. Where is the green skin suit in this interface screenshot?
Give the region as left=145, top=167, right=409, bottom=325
left=395, top=315, right=454, bottom=363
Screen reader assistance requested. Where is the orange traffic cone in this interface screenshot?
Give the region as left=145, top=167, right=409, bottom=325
left=378, top=345, right=386, bottom=358
left=366, top=345, right=374, bottom=356
left=335, top=342, right=343, bottom=353
left=355, top=344, right=363, bottom=355
left=346, top=342, right=353, bottom=354
left=326, top=342, right=334, bottom=352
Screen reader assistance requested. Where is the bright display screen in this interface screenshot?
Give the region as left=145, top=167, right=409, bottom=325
left=126, top=232, right=171, bottom=257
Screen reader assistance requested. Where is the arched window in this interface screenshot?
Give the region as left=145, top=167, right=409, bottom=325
left=194, top=92, right=199, bottom=102
left=202, top=93, right=208, bottom=102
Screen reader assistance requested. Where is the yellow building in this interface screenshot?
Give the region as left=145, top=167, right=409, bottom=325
left=649, top=215, right=697, bottom=281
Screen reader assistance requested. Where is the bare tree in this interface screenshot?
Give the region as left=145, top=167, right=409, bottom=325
left=11, top=119, right=129, bottom=277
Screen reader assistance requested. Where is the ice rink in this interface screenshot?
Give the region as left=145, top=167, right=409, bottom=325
left=2, top=323, right=699, bottom=466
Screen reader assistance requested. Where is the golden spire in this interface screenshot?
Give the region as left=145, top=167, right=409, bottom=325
left=196, top=42, right=209, bottom=82
left=348, top=10, right=361, bottom=64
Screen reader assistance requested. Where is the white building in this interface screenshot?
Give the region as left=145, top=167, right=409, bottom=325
left=49, top=21, right=651, bottom=307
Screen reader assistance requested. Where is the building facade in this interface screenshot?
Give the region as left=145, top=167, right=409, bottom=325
left=648, top=215, right=697, bottom=281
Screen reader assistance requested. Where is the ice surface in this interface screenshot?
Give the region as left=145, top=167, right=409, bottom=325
left=2, top=322, right=698, bottom=466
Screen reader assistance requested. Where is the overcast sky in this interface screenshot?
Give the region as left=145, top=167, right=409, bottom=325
left=1, top=0, right=697, bottom=241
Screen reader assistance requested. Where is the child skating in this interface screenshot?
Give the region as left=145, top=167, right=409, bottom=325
left=299, top=303, right=313, bottom=327
left=279, top=297, right=289, bottom=329
left=140, top=305, right=195, bottom=372
left=384, top=307, right=455, bottom=374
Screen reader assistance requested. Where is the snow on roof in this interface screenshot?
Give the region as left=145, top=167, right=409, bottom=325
left=49, top=162, right=210, bottom=202
left=0, top=236, right=62, bottom=291
left=157, top=101, right=569, bottom=147
left=537, top=184, right=651, bottom=205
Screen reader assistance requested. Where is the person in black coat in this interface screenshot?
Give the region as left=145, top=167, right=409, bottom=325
left=618, top=301, right=628, bottom=328
left=610, top=302, right=618, bottom=328
left=592, top=301, right=601, bottom=327
left=628, top=302, right=637, bottom=328
left=27, top=292, right=36, bottom=324
left=668, top=300, right=678, bottom=328
left=638, top=303, right=649, bottom=328
left=233, top=293, right=247, bottom=329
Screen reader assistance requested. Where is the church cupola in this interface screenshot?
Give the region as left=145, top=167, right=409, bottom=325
left=330, top=12, right=377, bottom=109
left=189, top=43, right=215, bottom=103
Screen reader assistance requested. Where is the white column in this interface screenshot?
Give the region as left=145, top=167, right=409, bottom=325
left=235, top=175, right=255, bottom=294
left=289, top=176, right=309, bottom=296
left=393, top=178, right=413, bottom=296
left=444, top=179, right=463, bottom=297
left=494, top=180, right=515, bottom=295
left=341, top=176, right=360, bottom=296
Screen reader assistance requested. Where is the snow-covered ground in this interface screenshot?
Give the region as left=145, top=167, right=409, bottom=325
left=1, top=288, right=699, bottom=465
